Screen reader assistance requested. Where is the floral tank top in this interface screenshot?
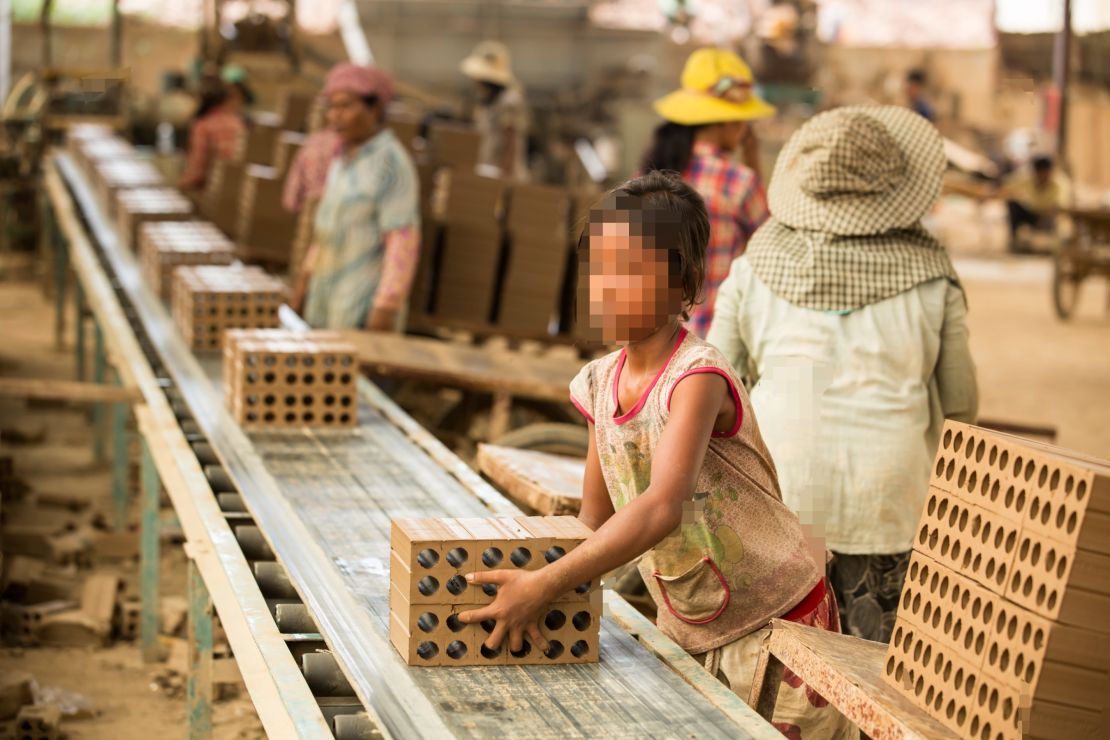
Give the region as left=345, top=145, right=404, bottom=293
left=570, top=329, right=821, bottom=653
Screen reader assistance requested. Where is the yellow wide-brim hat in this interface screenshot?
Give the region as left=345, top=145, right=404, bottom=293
left=654, top=48, right=776, bottom=125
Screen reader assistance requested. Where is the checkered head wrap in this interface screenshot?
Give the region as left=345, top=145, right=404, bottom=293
left=748, top=105, right=959, bottom=311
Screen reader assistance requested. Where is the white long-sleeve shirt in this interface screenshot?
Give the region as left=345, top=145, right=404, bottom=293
left=706, top=257, right=978, bottom=554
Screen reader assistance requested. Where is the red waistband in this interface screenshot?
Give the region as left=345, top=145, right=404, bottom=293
left=782, top=578, right=827, bottom=622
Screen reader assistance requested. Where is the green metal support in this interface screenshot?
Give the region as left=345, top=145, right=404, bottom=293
left=49, top=208, right=67, bottom=351
left=93, top=323, right=106, bottom=462
left=187, top=559, right=213, bottom=739
left=140, top=438, right=161, bottom=663
left=112, top=386, right=129, bottom=531
left=74, top=280, right=86, bottom=381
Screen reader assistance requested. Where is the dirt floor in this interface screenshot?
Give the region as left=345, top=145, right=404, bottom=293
left=0, top=203, right=1107, bottom=737
left=0, top=277, right=265, bottom=739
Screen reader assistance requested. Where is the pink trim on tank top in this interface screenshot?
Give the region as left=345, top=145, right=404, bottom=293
left=611, top=328, right=689, bottom=425
left=665, top=367, right=744, bottom=438
left=569, top=395, right=595, bottom=424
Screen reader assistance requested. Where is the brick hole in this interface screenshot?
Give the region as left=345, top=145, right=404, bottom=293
left=416, top=641, right=438, bottom=660
left=480, top=619, right=496, bottom=634
left=1029, top=497, right=1041, bottom=521
left=482, top=547, right=503, bottom=567
left=980, top=723, right=992, bottom=740
left=946, top=459, right=956, bottom=482
left=323, top=413, right=335, bottom=424
left=980, top=520, right=993, bottom=546
left=913, top=639, right=924, bottom=662
left=1004, top=530, right=1017, bottom=554
left=1024, top=660, right=1035, bottom=684
left=1004, top=486, right=1015, bottom=508
left=931, top=608, right=942, bottom=630
left=263, top=412, right=275, bottom=422
left=1056, top=555, right=1067, bottom=578
left=939, top=575, right=950, bottom=598
left=446, top=576, right=468, bottom=596
left=970, top=716, right=980, bottom=736
left=999, top=649, right=1010, bottom=672
left=570, top=640, right=590, bottom=658
left=967, top=471, right=978, bottom=494
left=1076, top=479, right=1088, bottom=501
left=935, top=458, right=946, bottom=479
left=1064, top=474, right=1074, bottom=495
left=946, top=698, right=956, bottom=719
left=975, top=632, right=986, bottom=655
left=481, top=643, right=503, bottom=659
left=1024, top=460, right=1035, bottom=482
left=340, top=355, right=354, bottom=367
left=416, top=613, right=438, bottom=632
left=982, top=601, right=994, bottom=625
left=303, top=412, right=315, bottom=423
left=927, top=494, right=938, bottom=516
left=284, top=394, right=296, bottom=407
left=943, top=429, right=953, bottom=449
left=340, top=373, right=352, bottom=384
left=965, top=435, right=976, bottom=458
left=1022, top=575, right=1034, bottom=597
left=913, top=675, right=925, bottom=697
left=543, top=641, right=564, bottom=659
left=892, top=625, right=904, bottom=648
left=417, top=575, right=439, bottom=596
left=938, top=498, right=950, bottom=519
left=1029, top=541, right=1041, bottom=566
left=958, top=508, right=970, bottom=531
left=284, top=356, right=297, bottom=368
left=959, top=588, right=971, bottom=610
left=510, top=547, right=532, bottom=567
left=1047, top=590, right=1058, bottom=611
left=340, top=396, right=352, bottom=408
left=885, top=655, right=896, bottom=675
left=263, top=394, right=276, bottom=406
left=1012, top=455, right=1023, bottom=479
left=1039, top=501, right=1052, bottom=526
left=303, top=356, right=316, bottom=368
left=445, top=613, right=466, bottom=632
left=1014, top=652, right=1024, bottom=679
left=545, top=610, right=567, bottom=630
left=918, top=525, right=930, bottom=547
left=245, top=412, right=257, bottom=422
left=573, top=611, right=592, bottom=631
left=323, top=372, right=336, bottom=384
left=989, top=480, right=1000, bottom=502
left=246, top=394, right=259, bottom=407
left=958, top=467, right=967, bottom=489
left=985, top=558, right=996, bottom=580
left=482, top=584, right=498, bottom=597
left=1009, top=572, right=1022, bottom=594
left=1067, top=512, right=1078, bottom=534
left=264, top=372, right=276, bottom=383
left=1038, top=465, right=1048, bottom=488
left=925, top=685, right=936, bottom=706
left=284, top=373, right=297, bottom=384
left=976, top=440, right=986, bottom=462
left=1055, top=506, right=1067, bottom=529
left=510, top=641, right=532, bottom=659
left=303, top=373, right=315, bottom=385
left=339, top=413, right=351, bottom=424
left=575, top=580, right=592, bottom=594
left=953, top=431, right=963, bottom=451
left=302, top=395, right=314, bottom=406
left=283, top=412, right=296, bottom=423
left=940, top=534, right=951, bottom=557
left=446, top=640, right=467, bottom=660
left=921, top=603, right=933, bottom=624
left=446, top=547, right=468, bottom=568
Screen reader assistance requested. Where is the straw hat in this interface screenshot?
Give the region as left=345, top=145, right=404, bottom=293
left=460, top=41, right=516, bottom=86
left=768, top=105, right=945, bottom=235
left=653, top=48, right=775, bottom=126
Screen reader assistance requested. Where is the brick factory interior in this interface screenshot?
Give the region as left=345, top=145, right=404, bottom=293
left=1, top=1, right=1109, bottom=738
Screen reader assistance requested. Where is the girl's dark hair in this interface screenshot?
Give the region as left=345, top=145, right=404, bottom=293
left=579, top=170, right=709, bottom=318
left=194, top=79, right=229, bottom=121
left=642, top=122, right=700, bottom=174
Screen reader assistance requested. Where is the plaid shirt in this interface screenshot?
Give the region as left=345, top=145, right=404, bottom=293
left=684, top=140, right=768, bottom=337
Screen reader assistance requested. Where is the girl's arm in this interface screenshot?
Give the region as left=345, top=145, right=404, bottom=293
left=459, top=373, right=728, bottom=652
left=577, top=423, right=615, bottom=532
left=935, top=284, right=978, bottom=422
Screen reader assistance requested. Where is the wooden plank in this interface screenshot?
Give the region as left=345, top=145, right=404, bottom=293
left=340, top=329, right=578, bottom=404
left=476, top=444, right=585, bottom=515
left=605, top=594, right=783, bottom=740
left=46, top=157, right=333, bottom=740
left=0, top=377, right=142, bottom=404
left=760, top=619, right=956, bottom=740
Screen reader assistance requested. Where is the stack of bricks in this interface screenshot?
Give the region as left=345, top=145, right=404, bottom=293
left=236, top=165, right=297, bottom=266
left=882, top=421, right=1110, bottom=739
left=139, top=221, right=234, bottom=301
left=389, top=515, right=601, bottom=666
left=114, top=187, right=192, bottom=251
left=200, top=159, right=247, bottom=237
left=93, top=159, right=164, bottom=219
left=68, top=129, right=129, bottom=176
left=171, top=265, right=284, bottom=351
left=223, top=329, right=358, bottom=429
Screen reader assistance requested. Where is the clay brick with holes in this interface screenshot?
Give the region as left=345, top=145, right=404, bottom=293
left=388, top=516, right=600, bottom=666
left=915, top=491, right=1020, bottom=592
left=223, top=329, right=357, bottom=429
left=93, top=158, right=165, bottom=218
left=172, top=265, right=285, bottom=352
left=114, top=187, right=193, bottom=251
left=140, top=221, right=234, bottom=301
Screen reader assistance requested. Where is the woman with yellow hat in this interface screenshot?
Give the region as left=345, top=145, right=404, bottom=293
left=460, top=41, right=530, bottom=182
left=644, top=48, right=774, bottom=337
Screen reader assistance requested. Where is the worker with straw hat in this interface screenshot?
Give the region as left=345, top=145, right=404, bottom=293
left=644, top=48, right=774, bottom=337
left=707, top=106, right=978, bottom=644
left=460, top=40, right=530, bottom=181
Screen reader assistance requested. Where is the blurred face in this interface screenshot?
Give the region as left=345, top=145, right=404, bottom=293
left=326, top=91, right=378, bottom=145
left=715, top=121, right=747, bottom=152
left=582, top=217, right=683, bottom=345
left=905, top=79, right=923, bottom=100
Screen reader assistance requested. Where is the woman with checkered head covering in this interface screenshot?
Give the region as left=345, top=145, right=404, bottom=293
left=707, top=106, right=979, bottom=644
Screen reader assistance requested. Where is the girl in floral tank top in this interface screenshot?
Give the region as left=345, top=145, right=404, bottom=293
left=459, top=172, right=855, bottom=739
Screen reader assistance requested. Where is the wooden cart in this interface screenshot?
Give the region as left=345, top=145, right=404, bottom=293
left=1054, top=207, right=1110, bottom=320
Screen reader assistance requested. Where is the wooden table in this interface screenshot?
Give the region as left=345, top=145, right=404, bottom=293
left=476, top=444, right=585, bottom=515
left=749, top=619, right=956, bottom=739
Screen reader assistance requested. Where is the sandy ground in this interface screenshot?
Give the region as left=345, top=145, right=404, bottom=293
left=0, top=278, right=264, bottom=739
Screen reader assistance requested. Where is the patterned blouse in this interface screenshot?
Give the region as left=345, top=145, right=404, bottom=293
left=683, top=141, right=768, bottom=337
left=282, top=129, right=343, bottom=213
left=304, top=129, right=420, bottom=329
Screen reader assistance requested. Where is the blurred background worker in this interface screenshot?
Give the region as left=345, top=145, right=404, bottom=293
left=643, top=48, right=775, bottom=338
left=904, top=68, right=936, bottom=122
left=178, top=76, right=246, bottom=194
left=297, top=63, right=421, bottom=332
left=1000, top=154, right=1071, bottom=251
left=219, top=64, right=257, bottom=122
left=460, top=40, right=530, bottom=181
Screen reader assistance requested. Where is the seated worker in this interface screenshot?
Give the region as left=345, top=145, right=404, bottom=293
left=459, top=171, right=855, bottom=739
left=178, top=77, right=246, bottom=194
left=296, top=63, right=420, bottom=332
left=1001, top=154, right=1070, bottom=250
left=904, top=68, right=935, bottom=123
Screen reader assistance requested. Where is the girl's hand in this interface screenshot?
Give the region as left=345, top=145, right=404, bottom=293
left=458, top=570, right=553, bottom=654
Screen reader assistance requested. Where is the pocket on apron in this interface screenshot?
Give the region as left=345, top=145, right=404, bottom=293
left=652, top=556, right=730, bottom=624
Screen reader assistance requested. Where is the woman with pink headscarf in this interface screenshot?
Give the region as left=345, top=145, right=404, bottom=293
left=295, top=63, right=421, bottom=332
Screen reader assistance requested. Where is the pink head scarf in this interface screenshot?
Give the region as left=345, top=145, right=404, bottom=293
left=322, top=63, right=395, bottom=107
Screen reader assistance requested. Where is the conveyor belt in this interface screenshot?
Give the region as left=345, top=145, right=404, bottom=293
left=53, top=152, right=774, bottom=739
